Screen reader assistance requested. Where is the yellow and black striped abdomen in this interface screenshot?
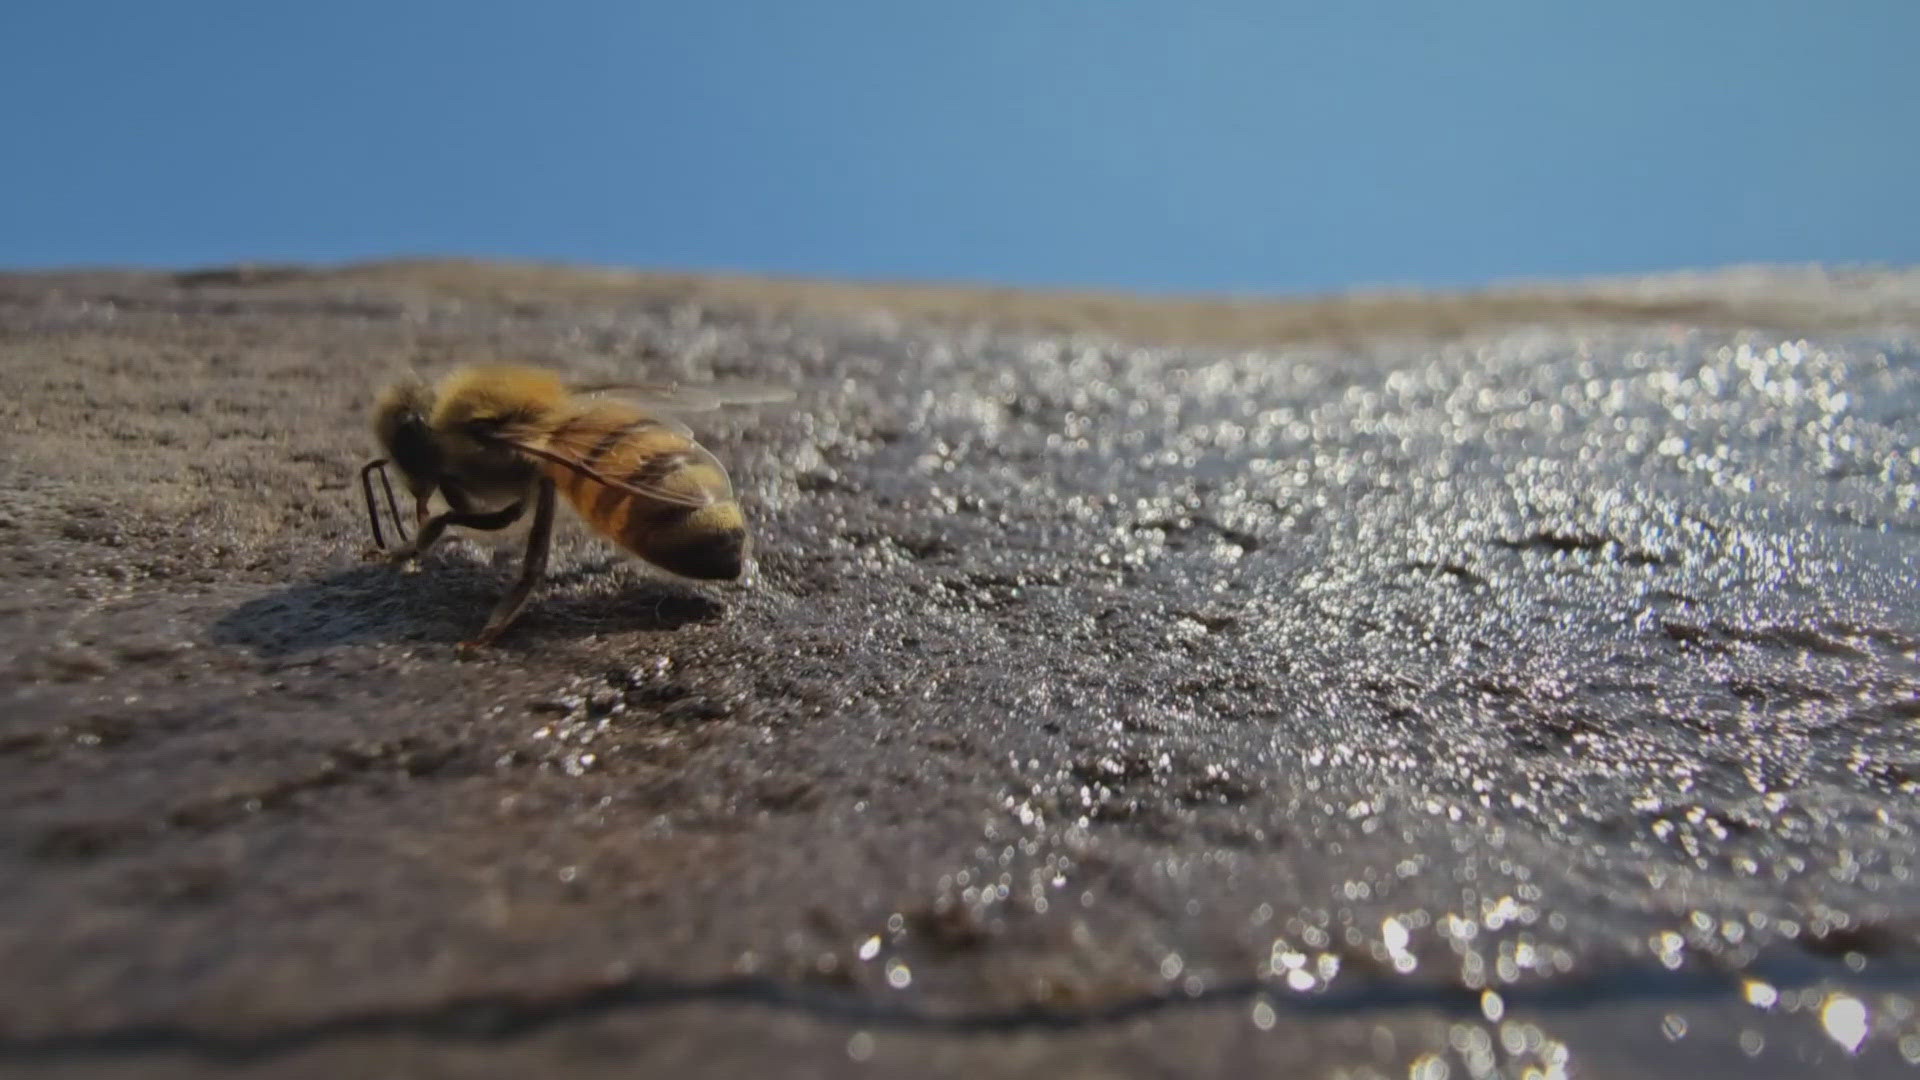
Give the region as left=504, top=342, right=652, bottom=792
left=538, top=405, right=748, bottom=580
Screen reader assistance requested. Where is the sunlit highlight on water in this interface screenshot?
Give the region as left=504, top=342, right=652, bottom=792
left=1821, top=994, right=1868, bottom=1053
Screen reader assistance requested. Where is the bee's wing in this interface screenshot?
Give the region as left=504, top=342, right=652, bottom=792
left=570, top=381, right=796, bottom=412
left=480, top=423, right=717, bottom=509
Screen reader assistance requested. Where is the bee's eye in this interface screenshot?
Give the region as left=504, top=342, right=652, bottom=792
left=390, top=417, right=442, bottom=478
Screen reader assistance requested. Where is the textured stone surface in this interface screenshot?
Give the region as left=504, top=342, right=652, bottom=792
left=3, top=264, right=1919, bottom=1077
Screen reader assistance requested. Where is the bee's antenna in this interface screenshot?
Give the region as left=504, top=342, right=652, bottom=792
left=385, top=469, right=411, bottom=543
left=359, top=459, right=407, bottom=549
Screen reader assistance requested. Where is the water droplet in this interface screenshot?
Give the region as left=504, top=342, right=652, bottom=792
left=846, top=1031, right=875, bottom=1062
left=1821, top=994, right=1868, bottom=1053
left=1383, top=916, right=1410, bottom=952
left=1662, top=1014, right=1688, bottom=1041
left=858, top=935, right=880, bottom=961
left=1250, top=998, right=1275, bottom=1031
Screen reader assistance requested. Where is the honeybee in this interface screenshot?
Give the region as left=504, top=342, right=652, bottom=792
left=358, top=364, right=789, bottom=647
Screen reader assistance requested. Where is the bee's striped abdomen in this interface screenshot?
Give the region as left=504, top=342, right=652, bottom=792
left=537, top=405, right=749, bottom=580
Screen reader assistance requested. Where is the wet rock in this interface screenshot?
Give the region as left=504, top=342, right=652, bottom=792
left=3, top=263, right=1920, bottom=1078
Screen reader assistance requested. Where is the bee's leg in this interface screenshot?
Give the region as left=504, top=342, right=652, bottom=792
left=441, top=485, right=477, bottom=514
left=385, top=500, right=528, bottom=565
left=413, top=485, right=446, bottom=536
left=403, top=495, right=426, bottom=542
left=434, top=484, right=497, bottom=536
left=463, top=477, right=556, bottom=650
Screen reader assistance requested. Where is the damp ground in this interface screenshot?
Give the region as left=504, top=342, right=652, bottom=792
left=3, top=263, right=1919, bottom=1077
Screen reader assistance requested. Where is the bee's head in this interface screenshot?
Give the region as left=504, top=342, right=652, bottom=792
left=371, top=377, right=442, bottom=493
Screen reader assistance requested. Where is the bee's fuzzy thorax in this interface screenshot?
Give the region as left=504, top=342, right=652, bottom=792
left=430, top=365, right=570, bottom=430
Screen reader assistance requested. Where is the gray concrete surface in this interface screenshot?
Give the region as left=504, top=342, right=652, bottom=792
left=2, top=264, right=1918, bottom=1078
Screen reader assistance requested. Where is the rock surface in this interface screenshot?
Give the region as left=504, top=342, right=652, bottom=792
left=3, top=263, right=1919, bottom=1078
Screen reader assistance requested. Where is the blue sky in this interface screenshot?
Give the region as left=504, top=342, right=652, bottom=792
left=3, top=2, right=1915, bottom=293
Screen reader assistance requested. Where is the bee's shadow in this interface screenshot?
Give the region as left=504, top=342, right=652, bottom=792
left=210, top=556, right=724, bottom=657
